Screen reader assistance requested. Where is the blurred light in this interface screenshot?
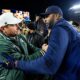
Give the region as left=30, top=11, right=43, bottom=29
left=74, top=10, right=80, bottom=13
left=70, top=4, right=80, bottom=10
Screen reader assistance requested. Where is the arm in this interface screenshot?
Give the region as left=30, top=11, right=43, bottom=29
left=18, top=34, right=45, bottom=60
left=20, top=34, right=41, bottom=52
left=16, top=26, right=69, bottom=75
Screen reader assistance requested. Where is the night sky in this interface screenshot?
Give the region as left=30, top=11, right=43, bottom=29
left=0, top=0, right=79, bottom=20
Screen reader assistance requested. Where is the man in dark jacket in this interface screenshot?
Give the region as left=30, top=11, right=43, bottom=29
left=3, top=6, right=80, bottom=80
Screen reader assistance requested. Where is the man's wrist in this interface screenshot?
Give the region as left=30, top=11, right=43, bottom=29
left=40, top=49, right=45, bottom=56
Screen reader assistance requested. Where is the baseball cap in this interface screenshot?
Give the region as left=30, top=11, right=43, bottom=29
left=41, top=5, right=63, bottom=16
left=0, top=12, right=23, bottom=27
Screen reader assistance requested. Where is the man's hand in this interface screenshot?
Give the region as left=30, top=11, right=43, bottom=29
left=42, top=44, right=48, bottom=52
left=1, top=52, right=16, bottom=69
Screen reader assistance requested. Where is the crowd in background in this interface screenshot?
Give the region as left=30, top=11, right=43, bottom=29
left=0, top=8, right=80, bottom=80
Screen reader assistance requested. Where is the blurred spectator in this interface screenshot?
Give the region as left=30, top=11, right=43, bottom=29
left=24, top=16, right=31, bottom=24
left=2, top=9, right=11, bottom=13
left=35, top=17, right=48, bottom=44
left=72, top=21, right=80, bottom=32
left=23, top=11, right=30, bottom=18
left=26, top=22, right=44, bottom=48
left=36, top=18, right=48, bottom=37
left=35, top=15, right=40, bottom=22
left=14, top=10, right=23, bottom=19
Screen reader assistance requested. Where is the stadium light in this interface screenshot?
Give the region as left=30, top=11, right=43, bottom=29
left=70, top=4, right=80, bottom=10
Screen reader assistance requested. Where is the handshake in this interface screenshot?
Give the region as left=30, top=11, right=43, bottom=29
left=0, top=52, right=18, bottom=69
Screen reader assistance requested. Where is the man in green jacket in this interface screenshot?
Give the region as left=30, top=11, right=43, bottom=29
left=0, top=12, right=44, bottom=80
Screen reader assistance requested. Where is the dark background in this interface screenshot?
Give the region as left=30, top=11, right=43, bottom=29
left=0, top=0, right=79, bottom=21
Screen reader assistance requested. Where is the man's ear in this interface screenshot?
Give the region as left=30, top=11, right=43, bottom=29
left=0, top=27, right=4, bottom=32
left=53, top=14, right=59, bottom=21
left=1, top=27, right=4, bottom=30
left=56, top=14, right=62, bottom=20
left=55, top=14, right=59, bottom=18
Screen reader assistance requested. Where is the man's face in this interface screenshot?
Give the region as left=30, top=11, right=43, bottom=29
left=3, top=24, right=20, bottom=37
left=44, top=13, right=59, bottom=25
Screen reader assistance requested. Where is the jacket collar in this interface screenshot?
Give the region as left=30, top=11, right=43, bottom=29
left=54, top=18, right=65, bottom=26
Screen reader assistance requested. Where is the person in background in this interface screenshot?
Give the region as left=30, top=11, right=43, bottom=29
left=2, top=9, right=11, bottom=14
left=26, top=22, right=44, bottom=48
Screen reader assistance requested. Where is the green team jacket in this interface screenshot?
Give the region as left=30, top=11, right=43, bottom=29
left=0, top=32, right=44, bottom=80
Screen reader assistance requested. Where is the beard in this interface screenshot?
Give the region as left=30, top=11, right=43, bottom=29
left=8, top=30, right=18, bottom=37
left=8, top=33, right=17, bottom=37
left=48, top=20, right=55, bottom=29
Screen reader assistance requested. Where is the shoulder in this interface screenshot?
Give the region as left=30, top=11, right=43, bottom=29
left=0, top=33, right=12, bottom=45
